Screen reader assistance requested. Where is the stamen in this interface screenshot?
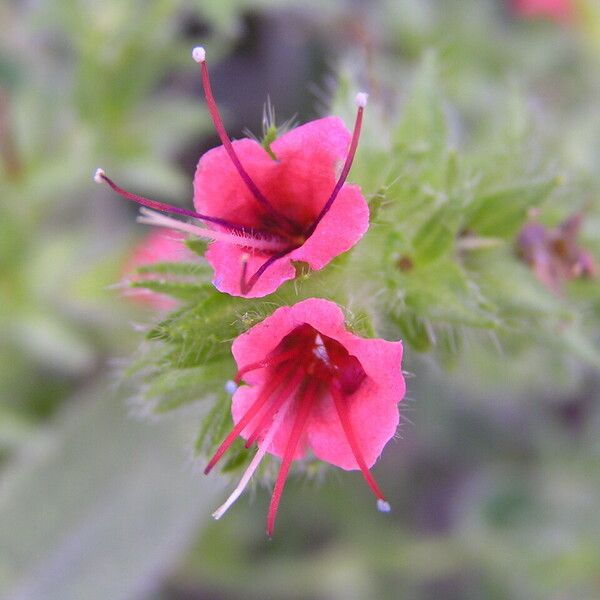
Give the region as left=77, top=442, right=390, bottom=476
left=94, top=168, right=253, bottom=234
left=239, top=248, right=292, bottom=295
left=266, top=379, right=317, bottom=537
left=204, top=365, right=293, bottom=474
left=137, top=208, right=288, bottom=253
left=234, top=346, right=305, bottom=384
left=330, top=383, right=388, bottom=504
left=244, top=368, right=305, bottom=448
left=304, top=92, right=367, bottom=238
left=212, top=391, right=294, bottom=520
left=193, top=47, right=296, bottom=232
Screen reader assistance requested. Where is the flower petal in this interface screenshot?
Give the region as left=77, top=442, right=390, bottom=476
left=205, top=243, right=296, bottom=298
left=290, top=184, right=369, bottom=270
left=307, top=337, right=404, bottom=470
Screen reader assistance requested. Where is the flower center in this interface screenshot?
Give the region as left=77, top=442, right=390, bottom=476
left=206, top=324, right=390, bottom=536
left=94, top=47, right=368, bottom=295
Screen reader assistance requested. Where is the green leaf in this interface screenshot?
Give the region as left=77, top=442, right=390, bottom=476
left=392, top=311, right=433, bottom=352
left=130, top=279, right=213, bottom=302
left=466, top=177, right=559, bottom=238
left=146, top=359, right=234, bottom=414
left=412, top=201, right=462, bottom=266
left=394, top=50, right=446, bottom=161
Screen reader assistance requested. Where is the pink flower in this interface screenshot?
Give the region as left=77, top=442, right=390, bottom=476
left=518, top=212, right=598, bottom=292
left=95, top=47, right=369, bottom=298
left=512, top=0, right=573, bottom=22
left=122, top=228, right=195, bottom=310
left=205, top=298, right=405, bottom=536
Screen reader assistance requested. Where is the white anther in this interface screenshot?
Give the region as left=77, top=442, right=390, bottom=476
left=241, top=253, right=249, bottom=264
left=355, top=92, right=369, bottom=108
left=192, top=46, right=206, bottom=63
left=94, top=168, right=105, bottom=184
left=225, top=380, right=238, bottom=395
left=377, top=499, right=391, bottom=513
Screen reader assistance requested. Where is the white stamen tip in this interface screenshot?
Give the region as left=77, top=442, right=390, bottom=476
left=225, top=380, right=238, bottom=395
left=94, top=168, right=105, bottom=184
left=241, top=253, right=249, bottom=264
left=355, top=92, right=369, bottom=108
left=377, top=499, right=391, bottom=513
left=192, top=46, right=206, bottom=63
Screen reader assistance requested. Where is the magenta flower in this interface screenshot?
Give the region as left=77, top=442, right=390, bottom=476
left=121, top=228, right=196, bottom=310
left=205, top=298, right=405, bottom=536
left=95, top=47, right=369, bottom=297
left=512, top=0, right=573, bottom=22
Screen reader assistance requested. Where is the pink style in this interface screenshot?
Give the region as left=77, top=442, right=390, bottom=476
left=205, top=298, right=405, bottom=537
left=95, top=46, right=369, bottom=298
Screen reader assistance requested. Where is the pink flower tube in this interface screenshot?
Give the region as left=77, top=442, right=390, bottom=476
left=205, top=298, right=405, bottom=536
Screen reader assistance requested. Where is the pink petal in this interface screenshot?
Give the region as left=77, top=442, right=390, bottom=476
left=193, top=139, right=274, bottom=228
left=205, top=243, right=296, bottom=298
left=307, top=337, right=404, bottom=470
left=231, top=299, right=349, bottom=385
left=231, top=299, right=405, bottom=467
left=290, top=184, right=369, bottom=270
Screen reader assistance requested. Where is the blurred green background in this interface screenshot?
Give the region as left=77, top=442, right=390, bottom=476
left=1, top=1, right=600, bottom=599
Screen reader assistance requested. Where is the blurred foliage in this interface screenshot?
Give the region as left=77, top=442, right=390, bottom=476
left=1, top=0, right=600, bottom=599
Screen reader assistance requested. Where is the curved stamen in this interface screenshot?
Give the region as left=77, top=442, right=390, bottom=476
left=234, top=346, right=306, bottom=384
left=240, top=248, right=293, bottom=295
left=94, top=168, right=254, bottom=235
left=204, top=365, right=293, bottom=475
left=212, top=389, right=295, bottom=521
left=244, top=368, right=306, bottom=448
left=330, top=382, right=389, bottom=507
left=137, top=208, right=288, bottom=253
left=266, top=378, right=317, bottom=537
left=193, top=48, right=297, bottom=233
left=304, top=92, right=367, bottom=239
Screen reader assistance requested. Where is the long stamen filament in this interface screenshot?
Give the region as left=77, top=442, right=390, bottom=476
left=330, top=383, right=389, bottom=509
left=304, top=92, right=367, bottom=238
left=240, top=249, right=292, bottom=295
left=266, top=379, right=317, bottom=537
left=204, top=366, right=292, bottom=475
left=193, top=47, right=295, bottom=232
left=235, top=346, right=305, bottom=384
left=94, top=168, right=251, bottom=234
left=245, top=368, right=305, bottom=448
left=212, top=393, right=294, bottom=520
left=137, top=208, right=288, bottom=253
